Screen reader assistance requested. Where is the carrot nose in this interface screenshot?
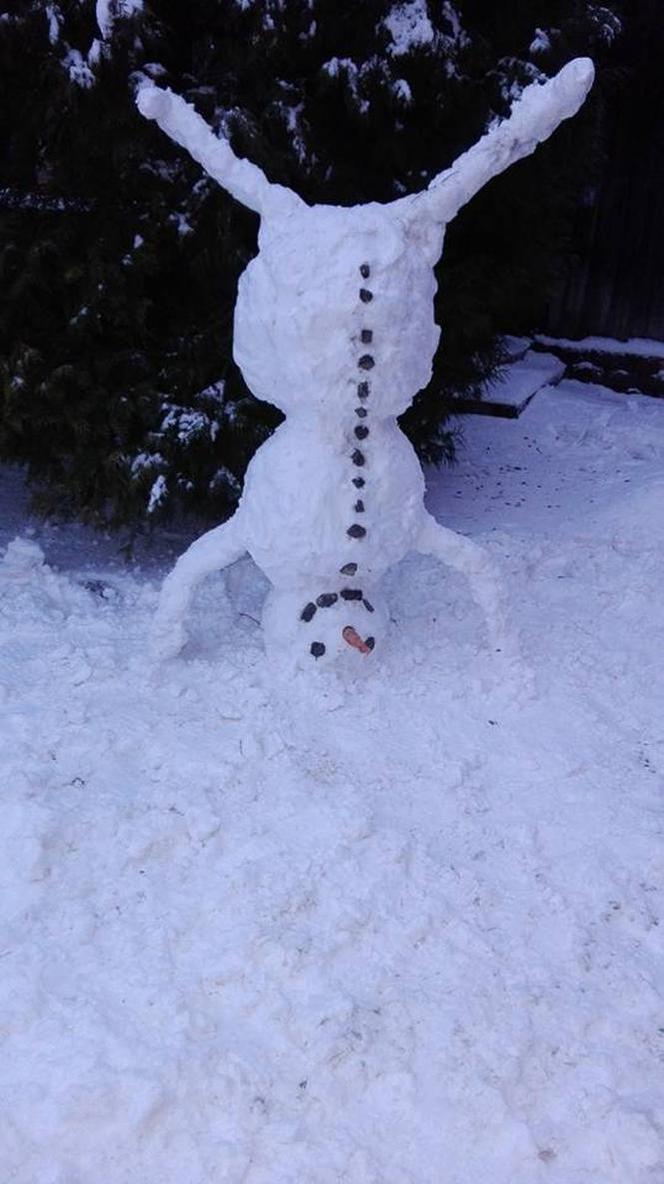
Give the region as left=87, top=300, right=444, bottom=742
left=342, top=625, right=370, bottom=654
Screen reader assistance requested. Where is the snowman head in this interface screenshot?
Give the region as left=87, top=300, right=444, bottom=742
left=262, top=584, right=390, bottom=669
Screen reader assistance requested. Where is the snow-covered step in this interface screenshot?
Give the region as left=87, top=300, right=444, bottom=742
left=533, top=334, right=664, bottom=398
left=501, top=334, right=532, bottom=362
left=457, top=349, right=565, bottom=418
left=534, top=333, right=664, bottom=361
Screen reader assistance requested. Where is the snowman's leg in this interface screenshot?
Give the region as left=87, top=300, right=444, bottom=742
left=415, top=513, right=506, bottom=650
left=152, top=514, right=246, bottom=659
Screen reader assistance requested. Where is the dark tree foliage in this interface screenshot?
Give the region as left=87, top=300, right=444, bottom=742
left=0, top=0, right=621, bottom=526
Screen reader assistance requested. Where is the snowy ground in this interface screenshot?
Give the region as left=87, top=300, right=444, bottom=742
left=2, top=379, right=664, bottom=1184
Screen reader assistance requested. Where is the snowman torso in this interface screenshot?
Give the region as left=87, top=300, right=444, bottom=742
left=240, top=416, right=426, bottom=586
left=233, top=199, right=443, bottom=419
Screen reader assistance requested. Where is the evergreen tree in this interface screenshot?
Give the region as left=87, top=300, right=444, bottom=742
left=0, top=1, right=621, bottom=526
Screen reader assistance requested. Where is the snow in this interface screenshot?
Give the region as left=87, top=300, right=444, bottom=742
left=96, top=0, right=113, bottom=36
left=131, top=451, right=165, bottom=475
left=96, top=0, right=143, bottom=39
left=197, top=378, right=226, bottom=406
left=501, top=333, right=532, bottom=360
left=321, top=58, right=371, bottom=117
left=62, top=48, right=95, bottom=89
left=160, top=405, right=219, bottom=444
left=384, top=0, right=435, bottom=56
left=210, top=465, right=242, bottom=497
left=147, top=472, right=167, bottom=514
left=383, top=0, right=468, bottom=74
left=591, top=8, right=623, bottom=47
left=392, top=77, right=413, bottom=104
left=2, top=378, right=664, bottom=1182
left=281, top=102, right=308, bottom=165
left=482, top=349, right=565, bottom=412
left=137, top=62, right=593, bottom=669
left=169, top=210, right=193, bottom=236
left=45, top=3, right=60, bottom=45
left=535, top=333, right=664, bottom=361
left=530, top=27, right=552, bottom=56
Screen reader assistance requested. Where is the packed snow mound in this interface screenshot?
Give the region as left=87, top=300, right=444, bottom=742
left=2, top=536, right=45, bottom=573
left=1, top=378, right=663, bottom=1182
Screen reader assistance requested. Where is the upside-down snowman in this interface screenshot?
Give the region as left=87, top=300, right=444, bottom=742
left=139, top=58, right=594, bottom=667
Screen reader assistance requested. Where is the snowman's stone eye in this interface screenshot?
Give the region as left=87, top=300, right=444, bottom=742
left=347, top=524, right=366, bottom=539
left=365, top=637, right=375, bottom=650
left=300, top=602, right=317, bottom=622
left=316, top=592, right=338, bottom=607
left=310, top=642, right=326, bottom=658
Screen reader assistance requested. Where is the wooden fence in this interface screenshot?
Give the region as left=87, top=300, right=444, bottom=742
left=546, top=0, right=664, bottom=342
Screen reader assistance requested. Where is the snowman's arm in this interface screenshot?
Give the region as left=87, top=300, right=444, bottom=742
left=416, top=514, right=506, bottom=649
left=152, top=514, right=247, bottom=660
left=136, top=85, right=273, bottom=216
left=422, top=57, right=594, bottom=224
